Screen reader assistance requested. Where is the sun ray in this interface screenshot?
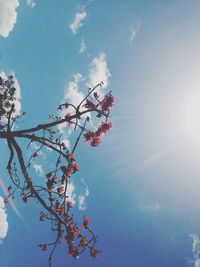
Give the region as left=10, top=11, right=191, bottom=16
left=0, top=177, right=28, bottom=227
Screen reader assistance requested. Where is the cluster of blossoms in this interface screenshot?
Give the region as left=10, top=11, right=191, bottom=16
left=57, top=92, right=114, bottom=147
left=36, top=153, right=100, bottom=259
left=65, top=216, right=100, bottom=258
left=83, top=92, right=114, bottom=115
left=39, top=211, right=100, bottom=259
left=84, top=121, right=112, bottom=146
left=99, top=94, right=114, bottom=114
left=45, top=153, right=79, bottom=204
left=83, top=93, right=114, bottom=147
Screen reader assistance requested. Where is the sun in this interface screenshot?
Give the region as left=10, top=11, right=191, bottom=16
left=179, top=89, right=200, bottom=145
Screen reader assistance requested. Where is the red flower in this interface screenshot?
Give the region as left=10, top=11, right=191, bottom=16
left=67, top=153, right=74, bottom=161
left=4, top=198, right=9, bottom=205
left=83, top=216, right=91, bottom=229
left=52, top=174, right=57, bottom=180
left=39, top=212, right=45, bottom=221
left=57, top=186, right=65, bottom=194
left=71, top=162, right=80, bottom=172
left=83, top=131, right=95, bottom=143
left=66, top=200, right=73, bottom=208
left=38, top=243, right=47, bottom=251
left=49, top=197, right=56, bottom=202
left=93, top=92, right=99, bottom=99
left=58, top=174, right=68, bottom=183
left=49, top=186, right=55, bottom=195
left=46, top=172, right=52, bottom=178
left=90, top=135, right=101, bottom=147
left=68, top=245, right=79, bottom=257
left=79, top=236, right=88, bottom=248
left=33, top=152, right=38, bottom=158
left=64, top=214, right=73, bottom=225
left=65, top=166, right=72, bottom=177
left=83, top=99, right=96, bottom=109
left=90, top=248, right=100, bottom=258
left=96, top=121, right=112, bottom=135
left=65, top=113, right=72, bottom=121
left=22, top=196, right=28, bottom=203
left=7, top=186, right=12, bottom=192
left=70, top=226, right=80, bottom=237
left=65, top=104, right=69, bottom=109
left=100, top=94, right=114, bottom=112
left=56, top=205, right=64, bottom=214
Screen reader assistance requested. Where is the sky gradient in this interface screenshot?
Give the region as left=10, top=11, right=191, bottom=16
left=1, top=1, right=200, bottom=267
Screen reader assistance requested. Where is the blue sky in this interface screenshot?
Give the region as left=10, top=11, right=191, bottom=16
left=1, top=0, right=200, bottom=266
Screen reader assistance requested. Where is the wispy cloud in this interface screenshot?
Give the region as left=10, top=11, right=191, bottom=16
left=0, top=0, right=19, bottom=38
left=58, top=73, right=85, bottom=147
left=140, top=203, right=161, bottom=212
left=191, top=235, right=200, bottom=267
left=78, top=179, right=89, bottom=211
left=79, top=38, right=86, bottom=54
left=88, top=53, right=111, bottom=93
left=59, top=52, right=111, bottom=145
left=64, top=179, right=90, bottom=210
left=26, top=0, right=36, bottom=8
left=66, top=182, right=76, bottom=205
left=70, top=9, right=87, bottom=34
left=0, top=196, right=8, bottom=242
left=65, top=179, right=90, bottom=210
left=129, top=23, right=140, bottom=44
left=63, top=73, right=85, bottom=107
left=63, top=53, right=111, bottom=110
left=33, top=163, right=44, bottom=177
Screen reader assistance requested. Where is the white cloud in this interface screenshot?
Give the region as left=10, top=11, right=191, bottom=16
left=79, top=38, right=86, bottom=54
left=33, top=163, right=44, bottom=177
left=61, top=53, right=110, bottom=115
left=78, top=179, right=89, bottom=211
left=195, top=259, right=200, bottom=267
left=63, top=73, right=85, bottom=107
left=88, top=53, right=111, bottom=93
left=65, top=179, right=89, bottom=210
left=141, top=203, right=161, bottom=212
left=58, top=52, right=110, bottom=143
left=78, top=196, right=86, bottom=210
left=191, top=235, right=200, bottom=259
left=0, top=0, right=19, bottom=38
left=58, top=73, right=85, bottom=144
left=26, top=0, right=36, bottom=8
left=70, top=10, right=87, bottom=34
left=0, top=196, right=8, bottom=241
left=191, top=234, right=200, bottom=266
left=66, top=182, right=76, bottom=205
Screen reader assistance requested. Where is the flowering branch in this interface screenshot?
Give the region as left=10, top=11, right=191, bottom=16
left=0, top=74, right=114, bottom=266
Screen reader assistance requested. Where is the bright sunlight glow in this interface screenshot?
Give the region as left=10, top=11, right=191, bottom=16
left=179, top=89, right=200, bottom=145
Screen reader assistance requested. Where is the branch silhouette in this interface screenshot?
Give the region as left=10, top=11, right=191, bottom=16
left=0, top=74, right=114, bottom=266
